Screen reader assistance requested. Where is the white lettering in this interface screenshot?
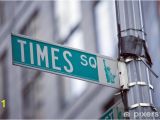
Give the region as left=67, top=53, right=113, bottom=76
left=37, top=44, right=49, bottom=68
left=63, top=51, right=73, bottom=73
left=17, top=40, right=26, bottom=62
left=89, top=57, right=97, bottom=68
left=80, top=55, right=88, bottom=66
left=51, top=48, right=61, bottom=70
left=29, top=42, right=34, bottom=64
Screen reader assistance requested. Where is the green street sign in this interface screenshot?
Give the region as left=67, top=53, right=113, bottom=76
left=100, top=100, right=124, bottom=120
left=11, top=33, right=120, bottom=88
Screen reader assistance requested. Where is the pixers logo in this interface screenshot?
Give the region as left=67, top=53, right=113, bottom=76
left=103, top=59, right=116, bottom=84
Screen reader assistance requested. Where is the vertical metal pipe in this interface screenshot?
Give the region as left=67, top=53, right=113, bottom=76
left=115, top=0, right=155, bottom=119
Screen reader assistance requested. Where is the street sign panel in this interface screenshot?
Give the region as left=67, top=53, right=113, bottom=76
left=100, top=100, right=124, bottom=119
left=11, top=33, right=120, bottom=88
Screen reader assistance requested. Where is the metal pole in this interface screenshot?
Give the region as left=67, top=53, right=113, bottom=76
left=115, top=0, right=156, bottom=119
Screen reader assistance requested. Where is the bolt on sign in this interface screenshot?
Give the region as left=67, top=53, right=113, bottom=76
left=11, top=33, right=120, bottom=88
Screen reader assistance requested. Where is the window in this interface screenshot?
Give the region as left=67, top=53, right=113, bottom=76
left=20, top=10, right=40, bottom=88
left=55, top=0, right=81, bottom=39
left=55, top=1, right=87, bottom=106
left=23, top=72, right=42, bottom=118
left=19, top=9, right=45, bottom=118
left=63, top=29, right=87, bottom=104
left=20, top=10, right=39, bottom=38
left=0, top=1, right=20, bottom=27
left=95, top=0, right=118, bottom=59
